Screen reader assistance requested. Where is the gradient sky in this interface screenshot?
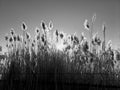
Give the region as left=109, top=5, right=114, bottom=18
left=0, top=0, right=120, bottom=52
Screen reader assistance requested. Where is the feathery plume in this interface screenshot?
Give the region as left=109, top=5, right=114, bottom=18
left=41, top=20, right=46, bottom=30
left=80, top=36, right=87, bottom=45
left=71, top=35, right=73, bottom=41
left=49, top=21, right=53, bottom=30
left=32, top=42, right=35, bottom=47
left=10, top=28, right=15, bottom=36
left=84, top=19, right=90, bottom=30
left=66, top=34, right=72, bottom=45
left=5, top=34, right=9, bottom=41
left=97, top=38, right=101, bottom=46
left=24, top=41, right=27, bottom=45
left=107, top=40, right=112, bottom=50
left=59, top=31, right=65, bottom=39
left=92, top=32, right=101, bottom=46
left=67, top=34, right=71, bottom=40
left=26, top=32, right=31, bottom=40
left=55, top=29, right=59, bottom=36
left=13, top=34, right=17, bottom=42
left=9, top=37, right=13, bottom=43
left=41, top=34, right=45, bottom=42
left=37, top=35, right=40, bottom=40
left=83, top=39, right=89, bottom=52
left=41, top=20, right=50, bottom=33
left=60, top=33, right=64, bottom=39
left=73, top=34, right=79, bottom=44
left=92, top=32, right=98, bottom=45
left=21, top=22, right=27, bottom=30
left=35, top=27, right=40, bottom=34
left=17, top=35, right=20, bottom=41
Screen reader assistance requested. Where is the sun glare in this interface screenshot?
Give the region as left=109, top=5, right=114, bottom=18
left=56, top=43, right=65, bottom=51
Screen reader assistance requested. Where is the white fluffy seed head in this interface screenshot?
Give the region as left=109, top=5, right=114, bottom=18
left=21, top=22, right=27, bottom=30
left=26, top=32, right=31, bottom=40
left=49, top=20, right=53, bottom=30
left=10, top=28, right=15, bottom=36
left=84, top=19, right=90, bottom=30
left=107, top=40, right=112, bottom=50
left=35, top=27, right=40, bottom=35
left=5, top=33, right=9, bottom=41
left=41, top=20, right=46, bottom=31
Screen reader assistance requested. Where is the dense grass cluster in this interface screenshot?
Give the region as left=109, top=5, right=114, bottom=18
left=0, top=15, right=120, bottom=89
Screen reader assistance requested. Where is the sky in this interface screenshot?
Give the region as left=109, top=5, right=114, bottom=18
left=0, top=0, right=120, bottom=52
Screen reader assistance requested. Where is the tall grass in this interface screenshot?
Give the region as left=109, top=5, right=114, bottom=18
left=0, top=17, right=120, bottom=89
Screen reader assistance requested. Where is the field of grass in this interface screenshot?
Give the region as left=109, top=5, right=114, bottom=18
left=0, top=16, right=120, bottom=89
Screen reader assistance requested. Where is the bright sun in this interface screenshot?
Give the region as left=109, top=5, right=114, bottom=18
left=56, top=43, right=65, bottom=51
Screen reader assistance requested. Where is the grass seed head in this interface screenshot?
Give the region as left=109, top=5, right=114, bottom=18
left=5, top=34, right=9, bottom=41
left=37, top=35, right=40, bottom=40
left=83, top=40, right=89, bottom=52
left=32, top=43, right=35, bottom=47
left=41, top=20, right=46, bottom=30
left=71, top=35, right=73, bottom=41
left=9, top=37, right=13, bottom=43
left=41, top=34, right=45, bottom=42
left=26, top=32, right=31, bottom=40
left=21, top=22, right=27, bottom=30
left=24, top=41, right=27, bottom=45
left=13, top=34, right=17, bottom=42
left=107, top=40, right=112, bottom=49
left=59, top=31, right=65, bottom=39
left=55, top=29, right=59, bottom=36
left=49, top=20, right=53, bottom=30
left=17, top=35, right=20, bottom=41
left=73, top=35, right=79, bottom=44
left=10, top=28, right=15, bottom=36
left=60, top=33, right=64, bottom=39
left=35, top=27, right=40, bottom=34
left=97, top=37, right=101, bottom=46
left=92, top=32, right=101, bottom=46
left=84, top=19, right=90, bottom=30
